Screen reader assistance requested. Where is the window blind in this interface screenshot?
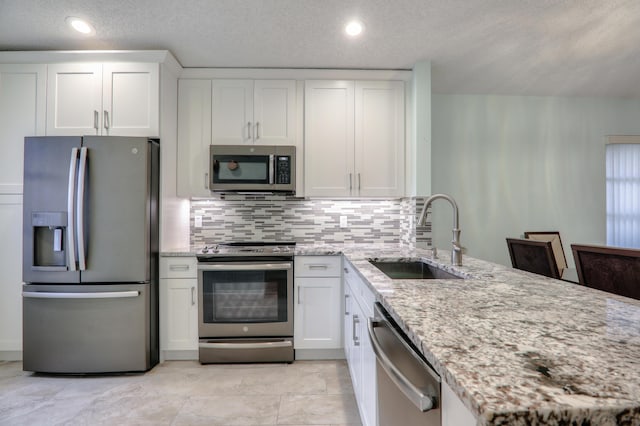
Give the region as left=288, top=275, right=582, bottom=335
left=606, top=143, right=640, bottom=248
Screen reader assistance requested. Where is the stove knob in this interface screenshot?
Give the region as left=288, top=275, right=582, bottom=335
left=202, top=247, right=209, bottom=253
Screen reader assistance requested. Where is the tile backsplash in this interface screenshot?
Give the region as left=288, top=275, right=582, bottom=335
left=190, top=196, right=431, bottom=249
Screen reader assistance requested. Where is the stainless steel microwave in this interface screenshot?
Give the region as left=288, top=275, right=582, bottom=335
left=209, top=145, right=296, bottom=193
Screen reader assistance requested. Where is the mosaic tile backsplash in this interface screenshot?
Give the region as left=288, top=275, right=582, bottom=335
left=190, top=196, right=431, bottom=249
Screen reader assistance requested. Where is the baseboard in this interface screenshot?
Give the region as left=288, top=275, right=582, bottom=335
left=295, top=348, right=345, bottom=360
left=0, top=350, right=23, bottom=361
left=161, top=349, right=198, bottom=361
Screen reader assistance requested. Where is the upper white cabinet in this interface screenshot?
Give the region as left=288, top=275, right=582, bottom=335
left=177, top=79, right=212, bottom=198
left=305, top=80, right=405, bottom=197
left=47, top=62, right=159, bottom=137
left=177, top=78, right=297, bottom=197
left=0, top=64, right=46, bottom=193
left=211, top=79, right=296, bottom=145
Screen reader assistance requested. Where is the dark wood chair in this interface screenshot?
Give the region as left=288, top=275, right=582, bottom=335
left=506, top=238, right=561, bottom=279
left=571, top=244, right=640, bottom=300
left=524, top=231, right=567, bottom=276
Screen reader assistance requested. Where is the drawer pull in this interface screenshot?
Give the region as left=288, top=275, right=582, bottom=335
left=169, top=264, right=190, bottom=271
left=307, top=264, right=329, bottom=270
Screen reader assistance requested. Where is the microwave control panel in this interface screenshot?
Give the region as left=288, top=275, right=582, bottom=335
left=276, top=156, right=291, bottom=184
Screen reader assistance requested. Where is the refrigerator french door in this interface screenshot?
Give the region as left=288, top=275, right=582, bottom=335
left=22, top=136, right=159, bottom=374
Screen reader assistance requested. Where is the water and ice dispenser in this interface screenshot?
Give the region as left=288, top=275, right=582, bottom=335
left=31, top=212, right=67, bottom=270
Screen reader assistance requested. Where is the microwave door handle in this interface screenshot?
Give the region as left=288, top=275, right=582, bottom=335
left=76, top=147, right=88, bottom=271
left=269, top=154, right=275, bottom=184
left=67, top=148, right=79, bottom=271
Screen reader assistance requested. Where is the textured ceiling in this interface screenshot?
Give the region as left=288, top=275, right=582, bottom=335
left=1, top=0, right=640, bottom=97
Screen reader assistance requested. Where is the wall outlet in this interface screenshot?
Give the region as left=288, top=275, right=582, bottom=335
left=340, top=215, right=348, bottom=228
left=194, top=215, right=203, bottom=228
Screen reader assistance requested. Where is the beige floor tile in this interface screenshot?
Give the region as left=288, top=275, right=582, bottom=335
left=174, top=395, right=280, bottom=425
left=277, top=394, right=361, bottom=425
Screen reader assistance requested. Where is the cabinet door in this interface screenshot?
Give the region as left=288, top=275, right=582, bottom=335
left=160, top=278, right=198, bottom=351
left=46, top=63, right=102, bottom=136
left=294, top=277, right=342, bottom=349
left=355, top=80, right=405, bottom=197
left=177, top=79, right=212, bottom=197
left=253, top=80, right=296, bottom=145
left=211, top=79, right=253, bottom=145
left=102, top=63, right=159, bottom=137
left=0, top=64, right=46, bottom=193
left=0, top=195, right=23, bottom=354
left=359, top=300, right=377, bottom=426
left=304, top=80, right=355, bottom=197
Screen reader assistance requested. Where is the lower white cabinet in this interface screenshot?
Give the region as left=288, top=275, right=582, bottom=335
left=294, top=256, right=343, bottom=354
left=159, top=256, right=198, bottom=360
left=343, top=260, right=377, bottom=426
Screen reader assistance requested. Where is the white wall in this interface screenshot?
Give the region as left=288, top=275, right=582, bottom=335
left=431, top=94, right=640, bottom=266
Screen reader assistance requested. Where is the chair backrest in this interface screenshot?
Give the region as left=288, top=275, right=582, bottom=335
left=506, top=238, right=561, bottom=279
left=524, top=231, right=567, bottom=275
left=571, top=244, right=640, bottom=300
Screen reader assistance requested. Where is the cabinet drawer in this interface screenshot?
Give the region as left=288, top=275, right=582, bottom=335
left=295, top=256, right=342, bottom=277
left=160, top=256, right=197, bottom=279
left=344, top=260, right=376, bottom=314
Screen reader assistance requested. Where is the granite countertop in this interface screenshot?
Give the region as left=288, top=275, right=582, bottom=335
left=325, top=244, right=640, bottom=426
left=161, top=243, right=640, bottom=424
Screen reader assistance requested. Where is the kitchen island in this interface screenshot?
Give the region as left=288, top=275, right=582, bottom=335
left=297, top=244, right=640, bottom=425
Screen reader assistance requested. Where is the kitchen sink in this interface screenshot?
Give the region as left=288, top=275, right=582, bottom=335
left=368, top=260, right=463, bottom=280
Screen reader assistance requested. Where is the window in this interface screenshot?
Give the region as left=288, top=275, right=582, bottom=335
left=606, top=139, right=640, bottom=248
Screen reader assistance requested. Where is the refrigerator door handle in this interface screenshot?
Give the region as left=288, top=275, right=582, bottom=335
left=77, top=147, right=88, bottom=271
left=23, top=291, right=140, bottom=299
left=67, top=148, right=79, bottom=271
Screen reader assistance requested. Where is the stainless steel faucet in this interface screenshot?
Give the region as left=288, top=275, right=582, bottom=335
left=417, top=193, right=462, bottom=266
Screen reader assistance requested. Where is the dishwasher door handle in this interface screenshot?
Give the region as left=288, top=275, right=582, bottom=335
left=368, top=317, right=437, bottom=412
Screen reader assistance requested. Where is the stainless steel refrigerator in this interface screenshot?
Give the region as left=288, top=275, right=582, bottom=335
left=22, top=136, right=159, bottom=374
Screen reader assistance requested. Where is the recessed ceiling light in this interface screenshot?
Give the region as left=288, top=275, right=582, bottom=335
left=66, top=16, right=95, bottom=35
left=345, top=20, right=364, bottom=37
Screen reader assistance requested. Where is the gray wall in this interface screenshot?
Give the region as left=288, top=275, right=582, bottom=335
left=431, top=94, right=640, bottom=267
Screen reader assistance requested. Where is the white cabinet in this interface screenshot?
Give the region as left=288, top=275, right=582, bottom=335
left=304, top=80, right=405, bottom=197
left=0, top=64, right=46, bottom=193
left=159, top=256, right=199, bottom=360
left=177, top=79, right=212, bottom=198
left=211, top=79, right=296, bottom=145
left=46, top=62, right=159, bottom=136
left=0, top=196, right=24, bottom=359
left=343, top=260, right=377, bottom=426
left=176, top=78, right=296, bottom=197
left=294, top=256, right=342, bottom=353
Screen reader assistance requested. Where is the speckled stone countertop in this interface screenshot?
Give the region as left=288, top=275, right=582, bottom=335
left=161, top=243, right=640, bottom=424
left=297, top=243, right=640, bottom=426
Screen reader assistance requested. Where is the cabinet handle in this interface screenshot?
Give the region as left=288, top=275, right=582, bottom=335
left=93, top=110, right=99, bottom=131
left=344, top=294, right=349, bottom=315
left=169, top=264, right=190, bottom=271
left=103, top=110, right=110, bottom=130
left=349, top=173, right=353, bottom=191
left=191, top=286, right=195, bottom=306
left=247, top=121, right=252, bottom=140
left=205, top=173, right=209, bottom=190
left=255, top=122, right=260, bottom=140
left=344, top=267, right=349, bottom=274
left=353, top=314, right=360, bottom=346
left=308, top=264, right=328, bottom=270
left=297, top=286, right=302, bottom=305
left=358, top=173, right=361, bottom=191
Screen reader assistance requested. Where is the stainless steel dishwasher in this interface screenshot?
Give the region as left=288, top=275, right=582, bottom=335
left=368, top=302, right=441, bottom=426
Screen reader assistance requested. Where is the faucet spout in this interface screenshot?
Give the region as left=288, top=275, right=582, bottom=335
left=417, top=193, right=462, bottom=266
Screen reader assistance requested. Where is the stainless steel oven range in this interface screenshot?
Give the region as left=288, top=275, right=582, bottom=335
left=196, top=242, right=295, bottom=363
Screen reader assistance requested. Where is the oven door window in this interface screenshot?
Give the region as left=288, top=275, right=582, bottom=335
left=212, top=155, right=270, bottom=184
left=202, top=270, right=288, bottom=323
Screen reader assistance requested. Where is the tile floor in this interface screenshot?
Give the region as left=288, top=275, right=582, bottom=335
left=0, top=360, right=362, bottom=426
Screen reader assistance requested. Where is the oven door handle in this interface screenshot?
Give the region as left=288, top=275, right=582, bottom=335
left=198, top=263, right=292, bottom=271
left=199, top=340, right=292, bottom=350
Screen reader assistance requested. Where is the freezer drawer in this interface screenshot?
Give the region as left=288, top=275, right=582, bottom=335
left=22, top=283, right=153, bottom=374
